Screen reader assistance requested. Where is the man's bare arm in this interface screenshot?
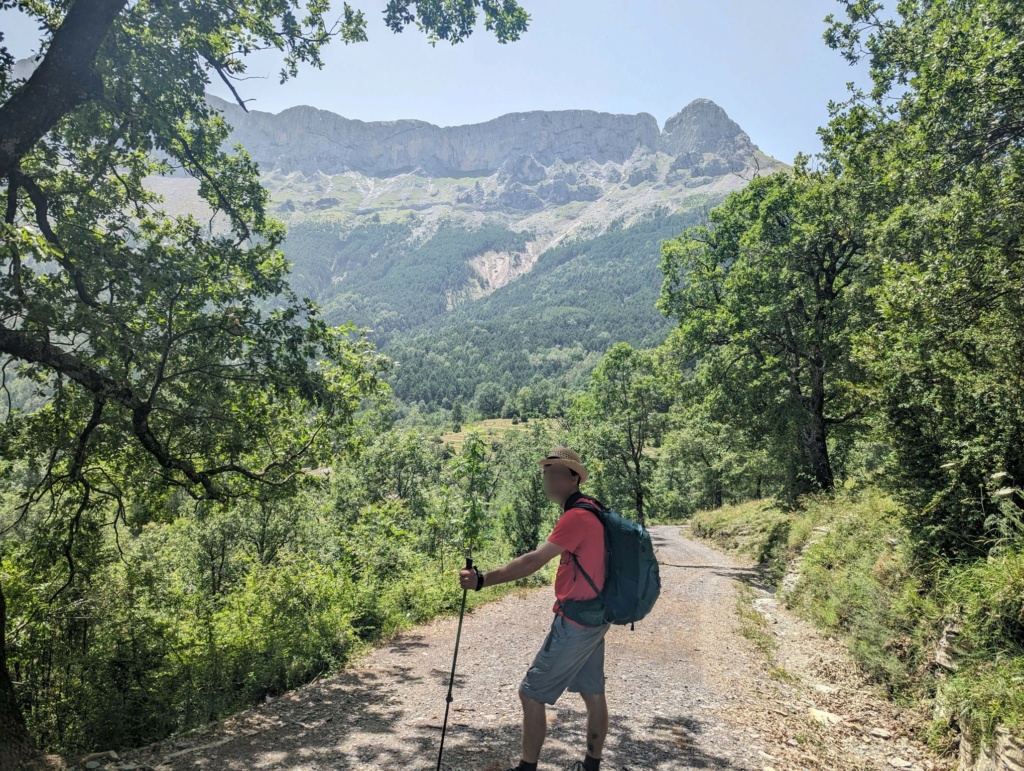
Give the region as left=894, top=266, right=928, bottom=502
left=459, top=539, right=562, bottom=589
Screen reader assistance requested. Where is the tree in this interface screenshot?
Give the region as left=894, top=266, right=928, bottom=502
left=450, top=398, right=465, bottom=432
left=821, top=0, right=1024, bottom=563
left=653, top=380, right=774, bottom=517
left=472, top=381, right=506, bottom=419
left=0, top=1, right=529, bottom=764
left=359, top=428, right=439, bottom=517
left=658, top=169, right=874, bottom=498
left=572, top=343, right=671, bottom=526
left=449, top=429, right=497, bottom=553
left=495, top=421, right=554, bottom=557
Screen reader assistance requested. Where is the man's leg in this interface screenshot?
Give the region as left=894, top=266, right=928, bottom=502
left=568, top=626, right=610, bottom=769
left=580, top=692, right=609, bottom=760
left=518, top=615, right=608, bottom=768
left=519, top=690, right=547, bottom=764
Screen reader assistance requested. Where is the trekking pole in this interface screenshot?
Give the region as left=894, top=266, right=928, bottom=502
left=436, top=546, right=473, bottom=771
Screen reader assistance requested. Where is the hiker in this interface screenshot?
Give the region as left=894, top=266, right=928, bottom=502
left=459, top=446, right=609, bottom=771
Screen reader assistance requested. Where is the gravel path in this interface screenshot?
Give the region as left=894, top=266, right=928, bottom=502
left=115, top=526, right=954, bottom=771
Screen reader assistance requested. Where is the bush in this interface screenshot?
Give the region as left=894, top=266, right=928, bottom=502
left=932, top=551, right=1024, bottom=744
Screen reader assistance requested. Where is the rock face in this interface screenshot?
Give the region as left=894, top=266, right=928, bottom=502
left=661, top=98, right=757, bottom=176
left=211, top=96, right=663, bottom=176
left=8, top=55, right=768, bottom=194
left=209, top=95, right=760, bottom=179
left=189, top=91, right=784, bottom=231
left=10, top=54, right=783, bottom=229
left=959, top=725, right=1024, bottom=771
left=10, top=55, right=40, bottom=82
left=660, top=98, right=755, bottom=157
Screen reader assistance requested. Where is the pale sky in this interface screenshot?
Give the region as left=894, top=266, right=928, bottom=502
left=1, top=0, right=869, bottom=163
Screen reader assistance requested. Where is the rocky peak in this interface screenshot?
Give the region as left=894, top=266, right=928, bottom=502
left=660, top=98, right=756, bottom=157
left=10, top=56, right=40, bottom=82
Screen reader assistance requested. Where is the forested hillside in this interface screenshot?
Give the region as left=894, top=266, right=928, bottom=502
left=385, top=207, right=706, bottom=408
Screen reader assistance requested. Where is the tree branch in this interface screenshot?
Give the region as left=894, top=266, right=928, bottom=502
left=169, top=124, right=253, bottom=241
left=0, top=0, right=128, bottom=179
left=824, top=406, right=865, bottom=425
left=0, top=324, right=231, bottom=499
left=201, top=53, right=252, bottom=112
left=15, top=171, right=103, bottom=309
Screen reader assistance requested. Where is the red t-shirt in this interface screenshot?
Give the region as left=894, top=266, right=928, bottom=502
left=546, top=495, right=606, bottom=627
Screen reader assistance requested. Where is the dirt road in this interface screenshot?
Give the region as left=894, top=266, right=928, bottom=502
left=118, top=526, right=952, bottom=771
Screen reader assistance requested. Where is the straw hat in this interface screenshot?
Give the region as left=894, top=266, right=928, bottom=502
left=537, top=446, right=589, bottom=484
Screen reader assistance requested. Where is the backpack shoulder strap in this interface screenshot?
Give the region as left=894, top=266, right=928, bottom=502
left=564, top=499, right=605, bottom=597
left=570, top=500, right=604, bottom=519
left=568, top=552, right=601, bottom=597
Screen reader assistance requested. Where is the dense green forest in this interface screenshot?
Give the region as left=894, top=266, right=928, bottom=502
left=280, top=206, right=710, bottom=410
left=282, top=219, right=529, bottom=344
left=385, top=207, right=706, bottom=409
left=2, top=0, right=1023, bottom=767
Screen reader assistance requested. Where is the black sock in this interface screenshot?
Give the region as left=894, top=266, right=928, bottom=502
left=583, top=754, right=601, bottom=771
left=516, top=761, right=538, bottom=771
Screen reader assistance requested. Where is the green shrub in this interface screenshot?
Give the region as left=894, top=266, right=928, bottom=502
left=931, top=551, right=1024, bottom=744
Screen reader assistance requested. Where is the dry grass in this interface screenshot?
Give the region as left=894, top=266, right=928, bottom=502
left=439, top=418, right=556, bottom=451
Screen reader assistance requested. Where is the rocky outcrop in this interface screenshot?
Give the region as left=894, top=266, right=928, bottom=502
left=10, top=55, right=40, bottom=82
left=209, top=95, right=761, bottom=183
left=122, top=70, right=785, bottom=228
left=660, top=98, right=756, bottom=176
left=660, top=98, right=756, bottom=158
left=211, top=96, right=661, bottom=176
left=959, top=725, right=1024, bottom=771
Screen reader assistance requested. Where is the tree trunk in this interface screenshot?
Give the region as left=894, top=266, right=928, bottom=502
left=631, top=453, right=645, bottom=526
left=803, top=418, right=834, bottom=491
left=804, top=363, right=835, bottom=491
left=711, top=480, right=723, bottom=509
left=0, top=0, right=128, bottom=178
left=0, top=582, right=41, bottom=770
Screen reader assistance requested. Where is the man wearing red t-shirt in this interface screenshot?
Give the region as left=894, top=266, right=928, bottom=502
left=459, top=446, right=609, bottom=771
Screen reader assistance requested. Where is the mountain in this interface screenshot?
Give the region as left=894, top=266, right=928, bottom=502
left=206, top=98, right=662, bottom=176
left=12, top=51, right=780, bottom=408
left=145, top=92, right=786, bottom=409
left=149, top=94, right=778, bottom=248
left=202, top=94, right=759, bottom=178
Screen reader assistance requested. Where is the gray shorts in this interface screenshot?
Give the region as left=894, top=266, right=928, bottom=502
left=519, top=613, right=610, bottom=705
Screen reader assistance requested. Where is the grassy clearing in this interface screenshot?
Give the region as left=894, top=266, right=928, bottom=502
left=440, top=418, right=557, bottom=451
left=689, top=486, right=1024, bottom=754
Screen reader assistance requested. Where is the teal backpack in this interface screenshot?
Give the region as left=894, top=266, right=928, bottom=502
left=557, top=499, right=662, bottom=629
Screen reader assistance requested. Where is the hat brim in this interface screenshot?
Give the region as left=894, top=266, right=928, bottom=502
left=538, top=457, right=588, bottom=484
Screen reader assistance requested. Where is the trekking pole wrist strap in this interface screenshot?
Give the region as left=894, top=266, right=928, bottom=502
left=473, top=566, right=484, bottom=591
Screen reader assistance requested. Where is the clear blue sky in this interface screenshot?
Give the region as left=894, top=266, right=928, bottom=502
left=2, top=0, right=868, bottom=162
